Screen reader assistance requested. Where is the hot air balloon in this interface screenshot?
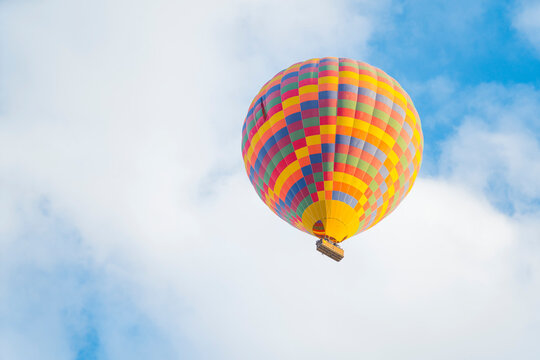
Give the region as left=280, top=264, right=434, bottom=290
left=241, top=57, right=423, bottom=261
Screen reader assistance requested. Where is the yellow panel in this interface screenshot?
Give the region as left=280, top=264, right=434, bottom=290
left=324, top=181, right=332, bottom=191
left=320, top=125, right=336, bottom=135
left=299, top=84, right=318, bottom=95
left=358, top=74, right=377, bottom=85
left=413, top=128, right=421, bottom=144
left=282, top=96, right=300, bottom=109
left=319, top=76, right=339, bottom=84
left=387, top=184, right=395, bottom=198
left=387, top=151, right=399, bottom=166
left=274, top=162, right=300, bottom=196
left=357, top=120, right=371, bottom=132
left=267, top=188, right=275, bottom=201
left=306, top=135, right=322, bottom=146
left=368, top=125, right=384, bottom=140
left=389, top=168, right=399, bottom=182
left=357, top=194, right=368, bottom=207
left=301, top=200, right=360, bottom=243
left=339, top=70, right=360, bottom=79
left=338, top=172, right=369, bottom=192
left=336, top=116, right=354, bottom=127
left=377, top=82, right=406, bottom=104
left=381, top=132, right=396, bottom=148
left=406, top=107, right=417, bottom=121
left=295, top=147, right=309, bottom=159
left=374, top=201, right=389, bottom=223
left=414, top=151, right=422, bottom=165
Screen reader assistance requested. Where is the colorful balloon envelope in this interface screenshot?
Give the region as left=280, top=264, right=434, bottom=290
left=241, top=57, right=423, bottom=260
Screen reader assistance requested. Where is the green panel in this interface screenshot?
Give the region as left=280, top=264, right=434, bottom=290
left=341, top=60, right=358, bottom=68
left=319, top=107, right=337, bottom=116
left=281, top=143, right=294, bottom=156
left=264, top=160, right=278, bottom=183
left=319, top=65, right=338, bottom=71
left=323, top=161, right=333, bottom=172
left=356, top=102, right=374, bottom=114
left=388, top=117, right=402, bottom=133
left=334, top=152, right=347, bottom=164
left=290, top=129, right=305, bottom=142
left=346, top=156, right=358, bottom=166
left=399, top=153, right=409, bottom=170
left=358, top=159, right=372, bottom=176
left=267, top=97, right=282, bottom=110
left=357, top=64, right=377, bottom=74
left=373, top=108, right=391, bottom=124
left=366, top=164, right=378, bottom=178
left=337, top=99, right=357, bottom=110
left=398, top=173, right=406, bottom=188
left=396, top=136, right=408, bottom=152
left=246, top=120, right=255, bottom=135
left=302, top=117, right=319, bottom=127
left=299, top=72, right=318, bottom=81
left=255, top=108, right=265, bottom=120
left=281, top=82, right=299, bottom=93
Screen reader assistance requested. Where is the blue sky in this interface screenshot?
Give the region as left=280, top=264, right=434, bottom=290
left=367, top=0, right=540, bottom=173
left=1, top=0, right=540, bottom=359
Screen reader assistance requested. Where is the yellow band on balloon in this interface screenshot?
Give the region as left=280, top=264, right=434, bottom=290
left=301, top=200, right=361, bottom=243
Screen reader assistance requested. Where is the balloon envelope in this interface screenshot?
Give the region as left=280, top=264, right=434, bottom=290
left=242, top=57, right=423, bottom=243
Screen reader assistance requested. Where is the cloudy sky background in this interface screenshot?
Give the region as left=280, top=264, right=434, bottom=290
left=1, top=0, right=540, bottom=359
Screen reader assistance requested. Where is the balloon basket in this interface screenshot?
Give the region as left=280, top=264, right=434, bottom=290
left=316, top=239, right=344, bottom=262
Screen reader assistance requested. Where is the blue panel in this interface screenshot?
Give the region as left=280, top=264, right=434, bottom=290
left=263, top=136, right=277, bottom=150
left=300, top=100, right=319, bottom=111
left=338, top=84, right=358, bottom=93
left=282, top=71, right=299, bottom=80
left=374, top=149, right=387, bottom=163
left=357, top=87, right=376, bottom=98
left=285, top=112, right=302, bottom=125
left=274, top=127, right=289, bottom=142
left=332, top=191, right=359, bottom=207
left=309, top=153, right=323, bottom=163
left=253, top=158, right=262, bottom=173
left=363, top=142, right=378, bottom=156
left=300, top=63, right=318, bottom=70
left=335, top=134, right=349, bottom=145
left=322, top=143, right=335, bottom=153
left=319, top=91, right=338, bottom=99
left=301, top=166, right=313, bottom=176
left=349, top=137, right=365, bottom=150
left=267, top=84, right=281, bottom=96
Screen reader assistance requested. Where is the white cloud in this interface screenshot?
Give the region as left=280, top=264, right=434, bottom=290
left=125, top=173, right=540, bottom=359
left=514, top=1, right=540, bottom=55
left=1, top=0, right=540, bottom=359
left=438, top=83, right=540, bottom=214
left=442, top=120, right=540, bottom=213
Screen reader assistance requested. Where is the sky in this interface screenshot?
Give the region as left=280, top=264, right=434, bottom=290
left=1, top=0, right=540, bottom=359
